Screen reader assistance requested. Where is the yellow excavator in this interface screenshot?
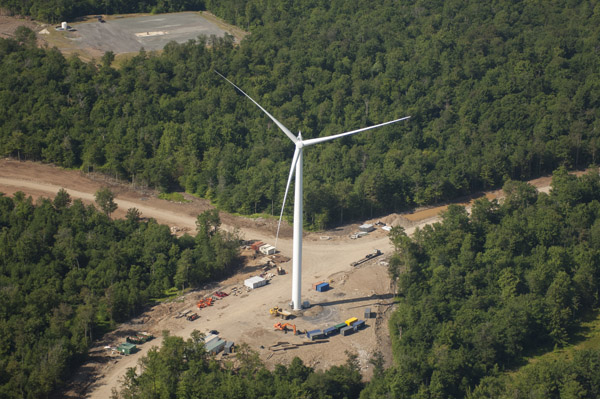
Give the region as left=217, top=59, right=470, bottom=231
left=269, top=306, right=292, bottom=320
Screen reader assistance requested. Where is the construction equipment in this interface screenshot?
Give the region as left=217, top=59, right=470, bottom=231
left=261, top=260, right=276, bottom=271
left=197, top=297, right=214, bottom=308
left=187, top=313, right=199, bottom=321
left=351, top=249, right=383, bottom=266
left=250, top=241, right=265, bottom=251
left=274, top=322, right=297, bottom=335
left=270, top=306, right=292, bottom=320
left=126, top=332, right=154, bottom=344
left=277, top=266, right=285, bottom=275
left=176, top=310, right=191, bottom=319
left=126, top=336, right=144, bottom=344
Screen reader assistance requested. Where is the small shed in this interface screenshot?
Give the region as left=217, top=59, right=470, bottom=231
left=224, top=341, right=235, bottom=354
left=117, top=342, right=137, bottom=355
left=244, top=276, right=267, bottom=289
left=359, top=224, right=375, bottom=232
left=364, top=308, right=373, bottom=319
left=316, top=282, right=330, bottom=292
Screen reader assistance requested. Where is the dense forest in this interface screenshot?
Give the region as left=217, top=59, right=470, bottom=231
left=2, top=0, right=600, bottom=229
left=472, top=348, right=600, bottom=398
left=0, top=190, right=239, bottom=398
left=2, top=0, right=600, bottom=398
left=113, top=169, right=600, bottom=399
left=360, top=168, right=600, bottom=398
left=0, top=0, right=205, bottom=23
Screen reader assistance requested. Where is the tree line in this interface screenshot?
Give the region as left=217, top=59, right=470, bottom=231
left=0, top=189, right=240, bottom=398
left=1, top=0, right=600, bottom=229
left=112, top=332, right=364, bottom=399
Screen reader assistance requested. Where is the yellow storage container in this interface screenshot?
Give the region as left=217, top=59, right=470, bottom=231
left=345, top=317, right=358, bottom=326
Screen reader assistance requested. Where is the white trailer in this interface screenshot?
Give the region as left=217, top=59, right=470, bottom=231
left=244, top=276, right=267, bottom=289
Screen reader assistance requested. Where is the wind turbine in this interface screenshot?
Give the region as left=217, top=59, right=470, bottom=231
left=216, top=71, right=410, bottom=310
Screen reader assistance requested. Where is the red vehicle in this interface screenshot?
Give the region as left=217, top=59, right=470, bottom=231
left=214, top=291, right=229, bottom=298
left=187, top=313, right=199, bottom=321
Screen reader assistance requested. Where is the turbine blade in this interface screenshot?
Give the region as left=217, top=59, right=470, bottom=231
left=215, top=71, right=297, bottom=144
left=275, top=147, right=300, bottom=249
left=301, top=116, right=411, bottom=147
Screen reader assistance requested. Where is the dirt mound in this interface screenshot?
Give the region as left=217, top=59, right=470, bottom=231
left=377, top=214, right=415, bottom=228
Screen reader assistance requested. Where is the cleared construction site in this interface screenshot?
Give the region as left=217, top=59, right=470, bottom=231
left=80, top=228, right=397, bottom=399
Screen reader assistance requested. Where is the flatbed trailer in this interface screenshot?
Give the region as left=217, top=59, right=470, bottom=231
left=351, top=249, right=382, bottom=266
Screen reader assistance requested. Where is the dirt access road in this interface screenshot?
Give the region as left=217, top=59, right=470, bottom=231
left=0, top=159, right=557, bottom=398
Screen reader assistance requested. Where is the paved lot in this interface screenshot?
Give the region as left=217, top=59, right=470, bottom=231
left=70, top=12, right=230, bottom=53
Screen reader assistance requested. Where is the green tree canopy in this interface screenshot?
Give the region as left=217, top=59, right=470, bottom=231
left=94, top=187, right=118, bottom=217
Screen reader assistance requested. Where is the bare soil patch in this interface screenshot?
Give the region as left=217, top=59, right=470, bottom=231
left=0, top=14, right=43, bottom=40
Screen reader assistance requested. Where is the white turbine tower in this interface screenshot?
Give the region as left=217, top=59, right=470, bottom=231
left=216, top=71, right=410, bottom=310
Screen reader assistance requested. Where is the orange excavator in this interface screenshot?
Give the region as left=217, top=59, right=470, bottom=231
left=274, top=322, right=297, bottom=335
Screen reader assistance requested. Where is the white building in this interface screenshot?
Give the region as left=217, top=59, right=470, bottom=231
left=244, top=276, right=267, bottom=289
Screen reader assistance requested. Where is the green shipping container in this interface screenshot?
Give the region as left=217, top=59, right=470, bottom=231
left=334, top=323, right=346, bottom=330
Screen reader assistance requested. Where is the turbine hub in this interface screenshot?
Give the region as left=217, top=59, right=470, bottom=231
left=296, top=141, right=304, bottom=149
